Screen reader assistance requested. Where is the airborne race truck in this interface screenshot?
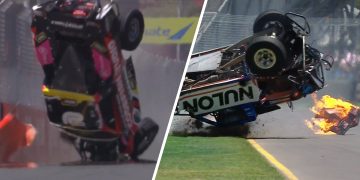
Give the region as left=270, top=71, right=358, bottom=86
left=177, top=11, right=333, bottom=127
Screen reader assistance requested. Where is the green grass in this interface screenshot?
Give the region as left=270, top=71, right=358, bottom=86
left=156, top=136, right=284, bottom=180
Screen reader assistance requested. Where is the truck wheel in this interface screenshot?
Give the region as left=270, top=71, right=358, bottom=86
left=253, top=10, right=291, bottom=39
left=121, top=9, right=144, bottom=51
left=78, top=140, right=118, bottom=162
left=246, top=36, right=287, bottom=76
left=130, top=117, right=159, bottom=160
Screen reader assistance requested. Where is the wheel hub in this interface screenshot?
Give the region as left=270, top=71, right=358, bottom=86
left=264, top=21, right=284, bottom=36
left=128, top=19, right=140, bottom=43
left=254, top=48, right=277, bottom=69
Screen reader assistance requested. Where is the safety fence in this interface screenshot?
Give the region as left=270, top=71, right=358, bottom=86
left=194, top=0, right=360, bottom=101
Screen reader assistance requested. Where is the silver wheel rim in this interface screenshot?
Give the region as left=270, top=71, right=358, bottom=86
left=254, top=48, right=277, bottom=69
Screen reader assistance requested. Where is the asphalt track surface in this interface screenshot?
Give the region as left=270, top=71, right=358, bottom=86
left=252, top=99, right=360, bottom=180
left=0, top=47, right=186, bottom=180
left=0, top=163, right=156, bottom=180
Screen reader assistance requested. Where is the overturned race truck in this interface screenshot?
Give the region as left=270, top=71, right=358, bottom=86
left=31, top=0, right=158, bottom=161
left=177, top=11, right=333, bottom=127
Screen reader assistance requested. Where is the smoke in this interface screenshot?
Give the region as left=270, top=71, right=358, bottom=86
left=170, top=116, right=249, bottom=137
left=170, top=100, right=318, bottom=138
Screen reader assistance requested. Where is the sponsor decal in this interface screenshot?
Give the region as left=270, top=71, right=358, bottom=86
left=107, top=40, right=120, bottom=64
left=91, top=42, right=108, bottom=53
left=51, top=20, right=84, bottom=29
left=142, top=17, right=198, bottom=44
left=106, top=38, right=133, bottom=128
left=180, top=83, right=260, bottom=115
left=36, top=32, right=47, bottom=44
left=35, top=40, right=54, bottom=66
left=91, top=48, right=112, bottom=80
left=125, top=57, right=137, bottom=91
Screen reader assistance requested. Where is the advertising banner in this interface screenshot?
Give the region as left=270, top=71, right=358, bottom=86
left=143, top=17, right=198, bottom=44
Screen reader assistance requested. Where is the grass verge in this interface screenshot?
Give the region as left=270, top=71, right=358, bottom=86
left=156, top=136, right=284, bottom=180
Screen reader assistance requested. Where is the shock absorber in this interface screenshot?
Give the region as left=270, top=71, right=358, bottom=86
left=234, top=58, right=250, bottom=77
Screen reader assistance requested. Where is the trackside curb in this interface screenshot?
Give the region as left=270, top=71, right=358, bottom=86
left=248, top=139, right=298, bottom=180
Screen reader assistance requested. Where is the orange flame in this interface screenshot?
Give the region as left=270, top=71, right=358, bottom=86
left=305, top=94, right=358, bottom=135
left=305, top=119, right=336, bottom=135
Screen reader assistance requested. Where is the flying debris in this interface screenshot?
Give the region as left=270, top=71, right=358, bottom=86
left=305, top=95, right=359, bottom=135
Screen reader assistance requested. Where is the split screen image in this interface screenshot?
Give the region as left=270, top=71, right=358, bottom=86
left=0, top=0, right=359, bottom=180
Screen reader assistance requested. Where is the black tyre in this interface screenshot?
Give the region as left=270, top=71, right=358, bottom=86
left=246, top=36, right=287, bottom=76
left=79, top=140, right=118, bottom=162
left=333, top=121, right=350, bottom=135
left=253, top=10, right=292, bottom=39
left=130, top=117, right=159, bottom=160
left=121, top=9, right=144, bottom=51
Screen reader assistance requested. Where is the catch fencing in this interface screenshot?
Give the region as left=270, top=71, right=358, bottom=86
left=193, top=0, right=360, bottom=100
